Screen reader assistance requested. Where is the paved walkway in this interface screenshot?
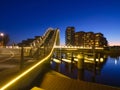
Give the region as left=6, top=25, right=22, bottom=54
left=31, top=71, right=120, bottom=90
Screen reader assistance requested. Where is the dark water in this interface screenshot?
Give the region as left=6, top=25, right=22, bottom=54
left=50, top=56, right=120, bottom=88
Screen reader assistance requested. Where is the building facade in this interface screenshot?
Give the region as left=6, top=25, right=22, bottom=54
left=65, top=27, right=75, bottom=46
left=74, top=31, right=85, bottom=46
left=65, top=27, right=108, bottom=47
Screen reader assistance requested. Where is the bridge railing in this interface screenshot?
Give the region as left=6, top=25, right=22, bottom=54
left=54, top=45, right=104, bottom=50
left=0, top=29, right=59, bottom=90
left=28, top=29, right=54, bottom=58
left=32, top=30, right=56, bottom=59
left=41, top=28, right=54, bottom=46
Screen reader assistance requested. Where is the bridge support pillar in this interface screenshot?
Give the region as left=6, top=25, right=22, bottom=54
left=98, top=53, right=100, bottom=64
left=77, top=54, right=84, bottom=70
left=78, top=69, right=84, bottom=80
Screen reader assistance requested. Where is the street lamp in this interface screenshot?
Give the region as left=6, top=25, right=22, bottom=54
left=0, top=33, right=4, bottom=46
left=0, top=33, right=4, bottom=37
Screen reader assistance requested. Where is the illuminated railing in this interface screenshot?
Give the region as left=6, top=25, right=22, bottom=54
left=35, top=28, right=52, bottom=47
left=0, top=29, right=59, bottom=90
left=54, top=45, right=104, bottom=50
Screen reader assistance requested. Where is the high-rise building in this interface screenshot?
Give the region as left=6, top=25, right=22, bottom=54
left=74, top=31, right=85, bottom=46
left=83, top=32, right=95, bottom=47
left=65, top=27, right=75, bottom=46
left=94, top=33, right=108, bottom=47
left=79, top=32, right=108, bottom=47
left=65, top=27, right=108, bottom=47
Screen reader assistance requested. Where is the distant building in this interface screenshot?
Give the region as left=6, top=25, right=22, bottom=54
left=65, top=27, right=75, bottom=46
left=95, top=33, right=108, bottom=47
left=65, top=27, right=108, bottom=47
left=18, top=36, right=42, bottom=47
left=83, top=32, right=95, bottom=47
left=74, top=31, right=85, bottom=46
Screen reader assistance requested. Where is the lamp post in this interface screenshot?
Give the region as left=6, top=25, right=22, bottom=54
left=0, top=33, right=4, bottom=46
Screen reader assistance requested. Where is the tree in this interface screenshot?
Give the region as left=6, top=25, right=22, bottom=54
left=0, top=33, right=10, bottom=46
left=3, top=34, right=10, bottom=46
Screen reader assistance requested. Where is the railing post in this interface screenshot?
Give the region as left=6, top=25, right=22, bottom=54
left=20, top=45, right=24, bottom=70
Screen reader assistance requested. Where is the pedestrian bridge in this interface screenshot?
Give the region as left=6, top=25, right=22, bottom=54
left=0, top=28, right=118, bottom=90
left=54, top=45, right=103, bottom=50
left=0, top=28, right=60, bottom=90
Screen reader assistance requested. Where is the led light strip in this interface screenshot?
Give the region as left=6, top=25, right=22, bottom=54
left=0, top=30, right=59, bottom=90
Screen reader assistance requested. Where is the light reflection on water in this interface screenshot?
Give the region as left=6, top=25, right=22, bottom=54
left=50, top=56, right=120, bottom=88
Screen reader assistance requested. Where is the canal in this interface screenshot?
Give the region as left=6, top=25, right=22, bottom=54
left=50, top=55, right=120, bottom=88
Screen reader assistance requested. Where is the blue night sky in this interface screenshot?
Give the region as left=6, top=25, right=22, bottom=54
left=0, top=0, right=120, bottom=45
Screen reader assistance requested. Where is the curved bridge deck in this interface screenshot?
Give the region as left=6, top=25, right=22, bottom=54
left=32, top=70, right=120, bottom=90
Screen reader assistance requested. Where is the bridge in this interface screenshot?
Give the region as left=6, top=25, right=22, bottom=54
left=54, top=45, right=103, bottom=50
left=0, top=28, right=119, bottom=90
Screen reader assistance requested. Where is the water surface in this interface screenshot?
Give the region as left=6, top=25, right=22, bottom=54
left=51, top=56, right=120, bottom=88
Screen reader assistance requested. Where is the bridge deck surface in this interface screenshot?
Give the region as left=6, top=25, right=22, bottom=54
left=31, top=70, right=120, bottom=90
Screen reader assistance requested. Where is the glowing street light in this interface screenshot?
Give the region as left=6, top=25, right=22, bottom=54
left=0, top=33, right=4, bottom=46
left=0, top=33, right=4, bottom=37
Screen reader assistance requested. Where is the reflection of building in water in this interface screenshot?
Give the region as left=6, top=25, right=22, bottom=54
left=113, top=56, right=119, bottom=65
left=84, top=58, right=107, bottom=74
left=76, top=53, right=107, bottom=82
left=51, top=52, right=108, bottom=81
